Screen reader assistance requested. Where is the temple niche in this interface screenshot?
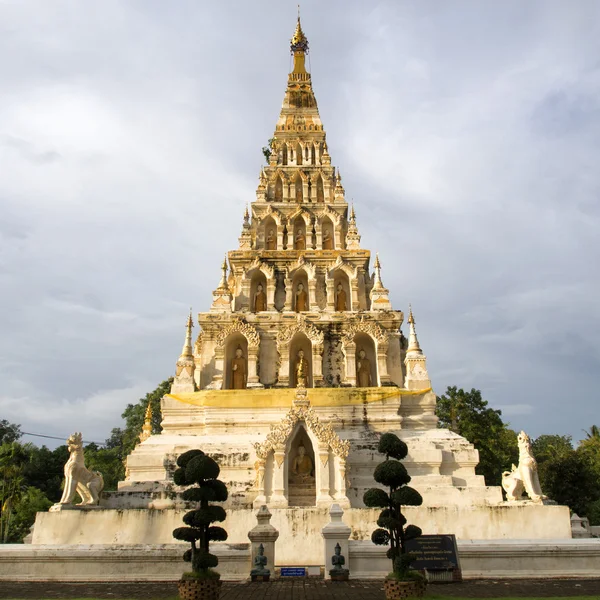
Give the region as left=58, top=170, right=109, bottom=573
left=290, top=337, right=311, bottom=387
left=288, top=428, right=316, bottom=507
left=225, top=335, right=248, bottom=390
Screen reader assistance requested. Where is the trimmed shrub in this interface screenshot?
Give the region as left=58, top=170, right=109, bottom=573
left=172, top=449, right=228, bottom=579
left=363, top=432, right=423, bottom=579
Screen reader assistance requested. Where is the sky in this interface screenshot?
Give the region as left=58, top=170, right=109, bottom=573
left=0, top=1, right=599, bottom=450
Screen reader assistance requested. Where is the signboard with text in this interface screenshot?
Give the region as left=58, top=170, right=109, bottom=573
left=405, top=534, right=461, bottom=581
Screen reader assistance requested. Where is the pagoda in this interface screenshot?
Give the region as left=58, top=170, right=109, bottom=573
left=106, top=16, right=570, bottom=566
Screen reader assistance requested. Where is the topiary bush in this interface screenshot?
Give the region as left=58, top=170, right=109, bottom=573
left=172, top=449, right=228, bottom=579
left=364, top=432, right=424, bottom=580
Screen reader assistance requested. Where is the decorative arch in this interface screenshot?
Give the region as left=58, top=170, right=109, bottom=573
left=205, top=318, right=262, bottom=390
left=252, top=395, right=350, bottom=508
left=276, top=316, right=324, bottom=388
left=244, top=258, right=276, bottom=312
left=341, top=318, right=390, bottom=387
left=326, top=256, right=358, bottom=311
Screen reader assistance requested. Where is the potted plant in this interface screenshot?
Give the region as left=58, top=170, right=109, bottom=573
left=364, top=432, right=425, bottom=599
left=172, top=449, right=228, bottom=600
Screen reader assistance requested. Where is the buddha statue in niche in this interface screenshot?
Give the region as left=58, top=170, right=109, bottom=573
left=231, top=346, right=247, bottom=389
left=322, top=228, right=334, bottom=250
left=291, top=444, right=314, bottom=482
left=295, top=229, right=306, bottom=250
left=356, top=348, right=372, bottom=388
left=295, top=282, right=308, bottom=312
left=254, top=283, right=267, bottom=312
left=335, top=283, right=347, bottom=312
left=295, top=349, right=309, bottom=387
left=266, top=229, right=276, bottom=250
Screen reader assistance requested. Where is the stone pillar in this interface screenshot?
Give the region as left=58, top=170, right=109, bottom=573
left=334, top=225, right=343, bottom=249
left=326, top=276, right=335, bottom=311
left=248, top=505, right=280, bottom=572
left=277, top=344, right=290, bottom=388
left=302, top=180, right=309, bottom=203
left=316, top=445, right=333, bottom=506
left=266, top=280, right=276, bottom=311
left=342, top=341, right=357, bottom=386
left=308, top=279, right=317, bottom=310
left=312, top=343, right=324, bottom=387
left=277, top=225, right=285, bottom=250
left=334, top=457, right=350, bottom=508
left=240, top=279, right=251, bottom=311
left=377, top=342, right=391, bottom=386
left=270, top=446, right=288, bottom=507
left=209, top=347, right=225, bottom=390
left=321, top=503, right=351, bottom=580
left=253, top=460, right=267, bottom=508
left=306, top=221, right=314, bottom=249
left=287, top=229, right=294, bottom=249
left=247, top=346, right=262, bottom=388
left=350, top=280, right=359, bottom=312
left=284, top=278, right=293, bottom=311
left=315, top=221, right=323, bottom=249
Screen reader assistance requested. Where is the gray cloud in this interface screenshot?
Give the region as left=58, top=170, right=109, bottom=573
left=0, top=1, right=598, bottom=448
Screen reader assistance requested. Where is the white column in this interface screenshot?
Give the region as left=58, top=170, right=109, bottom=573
left=334, top=458, right=350, bottom=508
left=316, top=445, right=333, bottom=506
left=270, top=446, right=288, bottom=507
left=342, top=342, right=357, bottom=387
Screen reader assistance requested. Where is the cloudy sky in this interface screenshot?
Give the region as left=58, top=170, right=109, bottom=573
left=1, top=1, right=599, bottom=449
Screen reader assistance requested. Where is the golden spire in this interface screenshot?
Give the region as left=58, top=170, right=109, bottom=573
left=217, top=255, right=229, bottom=290
left=178, top=309, right=194, bottom=362
left=139, top=401, right=153, bottom=443
left=290, top=10, right=309, bottom=75
left=373, top=252, right=384, bottom=289
left=406, top=304, right=423, bottom=355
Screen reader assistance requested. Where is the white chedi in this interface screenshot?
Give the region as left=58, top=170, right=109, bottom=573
left=502, top=430, right=547, bottom=503
left=51, top=432, right=104, bottom=509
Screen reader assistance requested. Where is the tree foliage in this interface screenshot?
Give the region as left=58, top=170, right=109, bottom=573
left=364, top=433, right=423, bottom=579
left=436, top=386, right=518, bottom=485
left=0, top=420, right=21, bottom=444
left=533, top=434, right=600, bottom=517
left=172, top=449, right=228, bottom=578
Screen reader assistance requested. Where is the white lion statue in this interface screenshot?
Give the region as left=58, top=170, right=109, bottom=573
left=502, top=430, right=547, bottom=503
left=57, top=432, right=104, bottom=506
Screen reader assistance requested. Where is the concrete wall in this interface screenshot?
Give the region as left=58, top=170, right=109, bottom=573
left=1, top=539, right=599, bottom=582
left=32, top=504, right=572, bottom=566
left=349, top=539, right=600, bottom=579
left=0, top=543, right=250, bottom=582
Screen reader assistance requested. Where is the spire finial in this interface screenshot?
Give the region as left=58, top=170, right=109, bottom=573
left=217, top=255, right=229, bottom=290
left=373, top=252, right=384, bottom=289
left=179, top=310, right=194, bottom=362
left=290, top=9, right=309, bottom=61
left=350, top=203, right=356, bottom=221
left=139, top=400, right=153, bottom=443
left=406, top=304, right=422, bottom=354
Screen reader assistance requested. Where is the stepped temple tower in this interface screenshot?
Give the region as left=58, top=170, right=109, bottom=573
left=123, top=16, right=505, bottom=513
left=31, top=17, right=571, bottom=570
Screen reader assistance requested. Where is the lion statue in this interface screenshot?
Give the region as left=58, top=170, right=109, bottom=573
left=502, top=430, right=546, bottom=503
left=57, top=432, right=104, bottom=506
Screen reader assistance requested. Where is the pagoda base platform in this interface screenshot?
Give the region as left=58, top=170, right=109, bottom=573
left=31, top=504, right=571, bottom=566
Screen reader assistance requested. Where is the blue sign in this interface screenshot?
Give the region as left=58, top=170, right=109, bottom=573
left=280, top=567, right=306, bottom=577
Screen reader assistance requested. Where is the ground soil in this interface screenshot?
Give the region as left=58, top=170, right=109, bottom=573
left=1, top=579, right=599, bottom=599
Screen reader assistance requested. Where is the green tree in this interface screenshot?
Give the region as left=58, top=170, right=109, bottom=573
left=84, top=444, right=124, bottom=491
left=0, top=420, right=21, bottom=444
left=364, top=433, right=423, bottom=580
left=436, top=386, right=518, bottom=485
left=105, top=377, right=172, bottom=461
left=532, top=434, right=600, bottom=516
left=172, top=449, right=228, bottom=579
left=4, top=486, right=52, bottom=543
left=23, top=445, right=68, bottom=502
left=0, top=442, right=30, bottom=543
